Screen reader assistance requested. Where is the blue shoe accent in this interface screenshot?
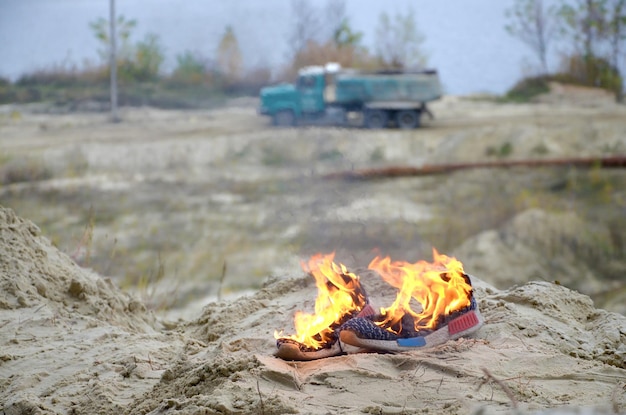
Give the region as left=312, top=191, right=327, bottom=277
left=397, top=337, right=426, bottom=347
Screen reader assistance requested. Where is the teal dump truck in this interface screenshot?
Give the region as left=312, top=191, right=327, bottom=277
left=258, top=63, right=442, bottom=129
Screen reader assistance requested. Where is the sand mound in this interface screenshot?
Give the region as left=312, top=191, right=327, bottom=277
left=454, top=208, right=626, bottom=315
left=535, top=82, right=617, bottom=107
left=123, top=275, right=625, bottom=415
left=1, top=206, right=625, bottom=414
left=0, top=206, right=184, bottom=414
left=0, top=206, right=152, bottom=331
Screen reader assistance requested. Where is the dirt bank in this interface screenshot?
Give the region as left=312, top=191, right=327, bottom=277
left=1, top=205, right=625, bottom=414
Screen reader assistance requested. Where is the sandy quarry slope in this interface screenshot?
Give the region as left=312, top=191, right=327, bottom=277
left=1, top=87, right=625, bottom=320
left=1, top=205, right=625, bottom=415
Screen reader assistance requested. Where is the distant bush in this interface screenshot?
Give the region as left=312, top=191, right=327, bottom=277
left=486, top=142, right=514, bottom=158
left=0, top=157, right=53, bottom=185
left=170, top=51, right=213, bottom=86
left=369, top=146, right=385, bottom=162
left=224, top=66, right=273, bottom=96
left=16, top=64, right=107, bottom=88
left=0, top=86, right=17, bottom=104
left=553, top=54, right=623, bottom=99
left=504, top=75, right=551, bottom=102
left=118, top=33, right=165, bottom=83
left=1, top=15, right=279, bottom=109
left=505, top=53, right=624, bottom=103
left=0, top=20, right=271, bottom=108
left=0, top=64, right=109, bottom=106
left=133, top=84, right=226, bottom=109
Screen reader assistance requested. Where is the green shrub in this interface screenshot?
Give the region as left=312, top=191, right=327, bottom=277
left=486, top=142, right=514, bottom=158
left=553, top=54, right=623, bottom=95
left=505, top=54, right=624, bottom=103
left=170, top=51, right=210, bottom=85
left=531, top=142, right=549, bottom=155
left=504, top=75, right=551, bottom=102
left=0, top=157, right=53, bottom=184
left=369, top=146, right=385, bottom=162
left=118, top=33, right=165, bottom=83
left=262, top=145, right=290, bottom=166
left=16, top=65, right=107, bottom=88
left=318, top=148, right=343, bottom=162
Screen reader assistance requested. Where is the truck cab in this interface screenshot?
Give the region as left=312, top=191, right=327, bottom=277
left=259, top=66, right=332, bottom=126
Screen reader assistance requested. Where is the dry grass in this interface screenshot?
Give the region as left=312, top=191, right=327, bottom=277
left=0, top=156, right=53, bottom=185
left=1, top=97, right=624, bottom=313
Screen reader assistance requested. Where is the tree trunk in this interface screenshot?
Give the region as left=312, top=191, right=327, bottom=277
left=109, top=0, right=120, bottom=122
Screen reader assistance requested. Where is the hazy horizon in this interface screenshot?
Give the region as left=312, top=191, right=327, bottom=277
left=1, top=0, right=556, bottom=95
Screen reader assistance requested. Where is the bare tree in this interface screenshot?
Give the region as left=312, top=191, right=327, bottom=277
left=505, top=0, right=558, bottom=74
left=375, top=8, right=426, bottom=69
left=605, top=0, right=626, bottom=71
left=559, top=0, right=608, bottom=58
left=288, top=0, right=352, bottom=56
left=109, top=0, right=120, bottom=122
left=323, top=0, right=347, bottom=43
left=287, top=0, right=322, bottom=58
left=559, top=0, right=625, bottom=100
left=606, top=0, right=626, bottom=101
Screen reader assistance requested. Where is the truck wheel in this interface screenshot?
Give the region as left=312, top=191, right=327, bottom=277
left=273, top=110, right=295, bottom=127
left=396, top=110, right=421, bottom=129
left=365, top=109, right=388, bottom=129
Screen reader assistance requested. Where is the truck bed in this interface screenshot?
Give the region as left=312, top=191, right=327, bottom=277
left=334, top=71, right=442, bottom=106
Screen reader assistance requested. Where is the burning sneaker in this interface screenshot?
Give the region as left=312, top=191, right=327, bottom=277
left=274, top=253, right=375, bottom=361
left=339, top=250, right=484, bottom=352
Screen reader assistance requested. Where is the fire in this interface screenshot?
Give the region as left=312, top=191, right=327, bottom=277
left=274, top=253, right=367, bottom=350
left=368, top=248, right=472, bottom=334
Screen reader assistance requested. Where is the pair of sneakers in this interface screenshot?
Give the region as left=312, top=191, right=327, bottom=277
left=275, top=260, right=484, bottom=361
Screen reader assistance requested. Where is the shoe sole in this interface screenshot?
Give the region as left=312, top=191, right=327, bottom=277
left=339, top=301, right=484, bottom=352
left=275, top=304, right=376, bottom=361
left=275, top=341, right=344, bottom=361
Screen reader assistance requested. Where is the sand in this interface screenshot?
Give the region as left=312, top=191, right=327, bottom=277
left=1, top=205, right=625, bottom=414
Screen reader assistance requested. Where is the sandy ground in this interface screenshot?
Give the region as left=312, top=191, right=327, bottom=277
left=1, top=90, right=625, bottom=317
left=1, top=88, right=626, bottom=413
left=1, top=205, right=625, bottom=414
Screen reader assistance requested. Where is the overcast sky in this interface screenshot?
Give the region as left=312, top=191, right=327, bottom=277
left=0, top=0, right=551, bottom=95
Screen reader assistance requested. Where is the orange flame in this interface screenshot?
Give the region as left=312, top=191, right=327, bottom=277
left=275, top=253, right=367, bottom=350
left=368, top=248, right=472, bottom=334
